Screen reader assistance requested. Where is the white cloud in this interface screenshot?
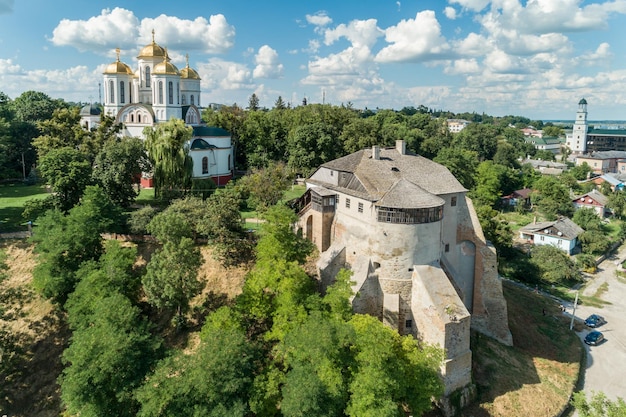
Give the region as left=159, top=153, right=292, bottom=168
left=375, top=10, right=451, bottom=63
left=444, top=58, right=480, bottom=75
left=449, top=0, right=490, bottom=12
left=323, top=19, right=383, bottom=48
left=50, top=8, right=235, bottom=55
left=0, top=0, right=14, bottom=14
left=197, top=58, right=254, bottom=90
left=306, top=11, right=332, bottom=27
left=444, top=6, right=458, bottom=20
left=50, top=8, right=139, bottom=52
left=483, top=49, right=527, bottom=73
left=139, top=13, right=235, bottom=54
left=454, top=32, right=492, bottom=56
left=0, top=58, right=21, bottom=74
left=253, top=45, right=284, bottom=79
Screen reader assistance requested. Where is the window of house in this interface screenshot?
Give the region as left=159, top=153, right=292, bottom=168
left=540, top=236, right=545, bottom=241
left=445, top=243, right=450, bottom=252
left=358, top=202, right=363, bottom=213
left=202, top=157, right=209, bottom=174
left=346, top=198, right=351, bottom=209
left=168, top=81, right=174, bottom=104
left=451, top=196, right=457, bottom=206
left=158, top=81, right=164, bottom=104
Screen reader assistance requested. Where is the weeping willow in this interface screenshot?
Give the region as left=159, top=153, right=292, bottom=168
left=144, top=119, right=193, bottom=199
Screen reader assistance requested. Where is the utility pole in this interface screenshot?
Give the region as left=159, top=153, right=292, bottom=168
left=569, top=291, right=579, bottom=330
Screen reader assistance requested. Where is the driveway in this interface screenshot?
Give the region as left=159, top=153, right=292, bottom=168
left=568, top=244, right=626, bottom=403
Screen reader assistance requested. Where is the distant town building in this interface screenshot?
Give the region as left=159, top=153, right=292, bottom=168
left=446, top=119, right=470, bottom=133
left=575, top=151, right=626, bottom=174
left=294, top=140, right=512, bottom=402
left=565, top=98, right=626, bottom=154
left=524, top=135, right=563, bottom=154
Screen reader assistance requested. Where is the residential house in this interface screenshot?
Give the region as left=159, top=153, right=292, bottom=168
left=518, top=217, right=584, bottom=255
left=501, top=188, right=532, bottom=208
left=573, top=189, right=610, bottom=217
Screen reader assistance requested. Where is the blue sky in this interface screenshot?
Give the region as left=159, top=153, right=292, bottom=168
left=1, top=0, right=626, bottom=120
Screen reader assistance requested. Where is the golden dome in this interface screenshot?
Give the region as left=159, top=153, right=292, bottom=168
left=103, top=48, right=134, bottom=75
left=138, top=29, right=167, bottom=59
left=153, top=50, right=180, bottom=75
left=180, top=54, right=200, bottom=80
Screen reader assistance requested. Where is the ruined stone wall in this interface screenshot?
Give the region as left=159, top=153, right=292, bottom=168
left=457, top=197, right=513, bottom=346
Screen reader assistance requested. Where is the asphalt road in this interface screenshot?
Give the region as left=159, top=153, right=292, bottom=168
left=568, top=244, right=626, bottom=403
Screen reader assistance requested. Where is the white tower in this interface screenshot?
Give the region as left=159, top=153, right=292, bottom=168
left=151, top=47, right=182, bottom=123
left=103, top=48, right=135, bottom=118
left=568, top=98, right=588, bottom=154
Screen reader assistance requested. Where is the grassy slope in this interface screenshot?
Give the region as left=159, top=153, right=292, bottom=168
left=0, top=184, right=49, bottom=232
left=464, top=281, right=582, bottom=417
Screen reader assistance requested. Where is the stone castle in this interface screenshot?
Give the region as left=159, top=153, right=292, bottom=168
left=294, top=140, right=512, bottom=406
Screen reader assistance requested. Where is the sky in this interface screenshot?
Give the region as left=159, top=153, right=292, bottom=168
left=1, top=0, right=626, bottom=120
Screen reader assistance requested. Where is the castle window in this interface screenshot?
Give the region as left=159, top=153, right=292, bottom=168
left=405, top=320, right=412, bottom=328
left=168, top=81, right=174, bottom=105
left=445, top=243, right=450, bottom=252
left=158, top=81, right=164, bottom=104
left=346, top=198, right=351, bottom=209
left=145, top=66, right=151, bottom=87
left=202, top=157, right=209, bottom=174
left=120, top=81, right=125, bottom=103
left=451, top=196, right=457, bottom=206
left=358, top=202, right=363, bottom=213
left=108, top=80, right=114, bottom=103
left=376, top=206, right=443, bottom=224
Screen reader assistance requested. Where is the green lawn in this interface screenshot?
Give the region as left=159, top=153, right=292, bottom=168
left=0, top=183, right=50, bottom=232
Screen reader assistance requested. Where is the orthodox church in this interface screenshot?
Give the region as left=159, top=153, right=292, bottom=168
left=93, top=30, right=234, bottom=187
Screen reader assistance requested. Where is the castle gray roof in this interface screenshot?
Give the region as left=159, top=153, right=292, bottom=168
left=308, top=146, right=465, bottom=207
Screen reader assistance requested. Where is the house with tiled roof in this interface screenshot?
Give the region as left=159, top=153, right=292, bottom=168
left=501, top=188, right=532, bottom=208
left=573, top=189, right=610, bottom=217
left=293, top=140, right=512, bottom=404
left=519, top=217, right=584, bottom=255
left=524, top=135, right=564, bottom=154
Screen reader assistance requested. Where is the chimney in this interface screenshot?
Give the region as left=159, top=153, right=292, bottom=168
left=396, top=139, right=406, bottom=155
left=372, top=145, right=380, bottom=160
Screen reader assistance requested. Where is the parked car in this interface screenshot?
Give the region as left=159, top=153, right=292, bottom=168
left=584, top=330, right=605, bottom=346
left=584, top=314, right=607, bottom=328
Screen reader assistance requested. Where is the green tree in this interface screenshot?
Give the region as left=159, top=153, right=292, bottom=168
left=569, top=162, right=593, bottom=180
left=38, top=146, right=92, bottom=212
left=142, top=237, right=203, bottom=323
left=65, top=241, right=141, bottom=330
left=31, top=186, right=120, bottom=304
left=32, top=107, right=86, bottom=157
left=239, top=162, right=292, bottom=212
left=144, top=119, right=193, bottom=200
left=274, top=95, right=286, bottom=110
left=572, top=391, right=626, bottom=417
left=532, top=175, right=574, bottom=220
left=346, top=314, right=444, bottom=417
left=288, top=122, right=341, bottom=175
left=197, top=185, right=254, bottom=267
left=136, top=308, right=254, bottom=417
left=60, top=293, right=160, bottom=417
left=607, top=190, right=626, bottom=219
left=92, top=137, right=148, bottom=208
left=452, top=122, right=499, bottom=161
left=476, top=205, right=513, bottom=257
left=543, top=125, right=563, bottom=137
left=434, top=147, right=478, bottom=190
left=248, top=93, right=260, bottom=111
left=529, top=245, right=581, bottom=285
left=12, top=90, right=61, bottom=123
